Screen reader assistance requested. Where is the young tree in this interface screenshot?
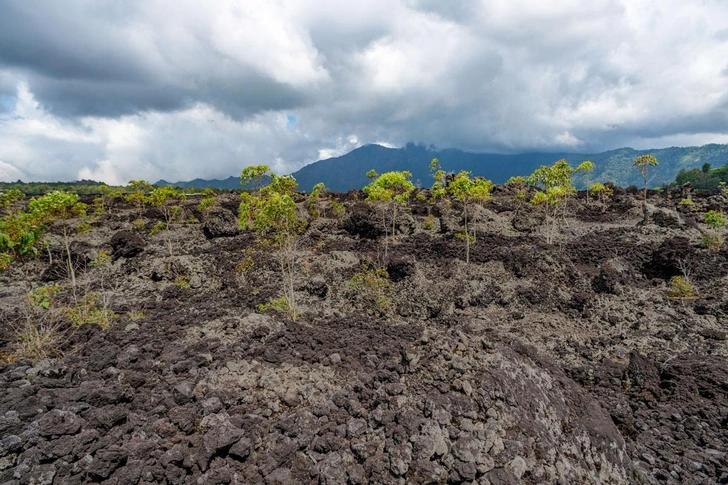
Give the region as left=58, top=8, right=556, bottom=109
left=125, top=180, right=152, bottom=218
left=239, top=167, right=303, bottom=320
left=148, top=186, right=186, bottom=256
left=446, top=172, right=494, bottom=263
left=363, top=170, right=415, bottom=260
left=526, top=159, right=578, bottom=244
left=240, top=165, right=271, bottom=193
left=633, top=154, right=658, bottom=200
left=28, top=192, right=87, bottom=295
left=575, top=160, right=595, bottom=200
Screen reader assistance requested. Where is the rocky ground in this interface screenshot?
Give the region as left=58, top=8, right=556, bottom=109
left=0, top=186, right=726, bottom=484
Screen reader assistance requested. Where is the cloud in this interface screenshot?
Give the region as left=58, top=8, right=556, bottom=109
left=0, top=0, right=727, bottom=183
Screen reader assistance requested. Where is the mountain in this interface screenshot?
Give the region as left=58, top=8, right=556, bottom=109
left=156, top=176, right=241, bottom=190
left=157, top=142, right=728, bottom=192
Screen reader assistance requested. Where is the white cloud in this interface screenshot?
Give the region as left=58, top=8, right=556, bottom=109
left=0, top=0, right=727, bottom=182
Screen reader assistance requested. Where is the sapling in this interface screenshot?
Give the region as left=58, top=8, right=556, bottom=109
left=526, top=159, right=578, bottom=243
left=446, top=171, right=494, bottom=263
left=363, top=170, right=415, bottom=260
left=239, top=167, right=304, bottom=320
left=148, top=186, right=185, bottom=256
left=633, top=154, right=659, bottom=200
left=28, top=191, right=87, bottom=296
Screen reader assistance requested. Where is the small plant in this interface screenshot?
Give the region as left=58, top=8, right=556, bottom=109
left=423, top=213, right=436, bottom=231
left=149, top=221, right=166, bottom=236
left=77, top=221, right=92, bottom=235
left=173, top=275, right=191, bottom=289
left=589, top=182, right=613, bottom=204
left=330, top=201, right=346, bottom=218
left=148, top=186, right=185, bottom=256
left=702, top=210, right=726, bottom=251
left=64, top=293, right=115, bottom=328
left=527, top=159, right=581, bottom=244
left=127, top=309, right=145, bottom=321
left=679, top=198, right=695, bottom=208
left=125, top=180, right=152, bottom=217
left=576, top=161, right=595, bottom=199
left=132, top=218, right=145, bottom=231
left=257, top=296, right=292, bottom=315
left=348, top=265, right=393, bottom=314
left=197, top=188, right=218, bottom=212
left=235, top=255, right=255, bottom=272
left=667, top=276, right=697, bottom=299
left=28, top=285, right=61, bottom=310
left=11, top=319, right=65, bottom=362
left=633, top=154, right=659, bottom=200
left=307, top=182, right=327, bottom=219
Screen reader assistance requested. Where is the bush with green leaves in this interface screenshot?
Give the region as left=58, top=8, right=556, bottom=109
left=125, top=180, right=152, bottom=217
left=148, top=186, right=185, bottom=255
left=307, top=182, right=327, bottom=219
left=348, top=265, right=393, bottom=315
left=589, top=182, right=613, bottom=204
left=239, top=166, right=303, bottom=320
left=526, top=159, right=589, bottom=243
left=702, top=210, right=726, bottom=251
left=363, top=170, right=415, bottom=260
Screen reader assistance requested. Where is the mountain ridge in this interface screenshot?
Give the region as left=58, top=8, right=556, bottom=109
left=156, top=142, right=728, bottom=192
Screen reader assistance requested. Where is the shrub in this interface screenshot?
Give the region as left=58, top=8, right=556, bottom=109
left=348, top=266, right=393, bottom=314
left=668, top=276, right=697, bottom=299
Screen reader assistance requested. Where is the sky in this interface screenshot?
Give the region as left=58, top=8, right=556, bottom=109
left=1, top=0, right=728, bottom=184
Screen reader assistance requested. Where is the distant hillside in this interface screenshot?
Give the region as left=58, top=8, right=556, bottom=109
left=157, top=142, right=728, bottom=192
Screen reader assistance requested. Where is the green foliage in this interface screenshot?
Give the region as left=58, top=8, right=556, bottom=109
left=197, top=195, right=218, bottom=212
left=589, top=182, right=614, bottom=203
left=239, top=169, right=302, bottom=320
left=429, top=158, right=447, bottom=199
left=28, top=285, right=61, bottom=310
left=173, top=275, right=190, bottom=289
left=149, top=221, right=166, bottom=235
left=307, top=182, right=327, bottom=218
left=704, top=210, right=726, bottom=229
left=91, top=249, right=112, bottom=268
left=348, top=266, right=393, bottom=314
left=330, top=200, right=346, bottom=217
left=0, top=210, right=43, bottom=270
left=668, top=276, right=697, bottom=299
left=364, top=171, right=415, bottom=204
left=633, top=154, right=659, bottom=199
left=366, top=169, right=378, bottom=179
left=257, top=296, right=296, bottom=316
left=363, top=171, right=416, bottom=259
left=526, top=160, right=582, bottom=243
left=675, top=161, right=728, bottom=190
left=446, top=171, right=494, bottom=263
left=0, top=189, right=23, bottom=209
left=28, top=191, right=87, bottom=223
left=240, top=165, right=270, bottom=192
left=64, top=293, right=115, bottom=328
left=703, top=210, right=726, bottom=251
left=423, top=213, right=436, bottom=231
